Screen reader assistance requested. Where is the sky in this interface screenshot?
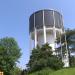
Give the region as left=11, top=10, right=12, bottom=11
left=0, top=0, right=75, bottom=69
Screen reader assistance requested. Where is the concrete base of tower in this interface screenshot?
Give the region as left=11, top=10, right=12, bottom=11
left=62, top=57, right=69, bottom=67
left=30, top=28, right=69, bottom=67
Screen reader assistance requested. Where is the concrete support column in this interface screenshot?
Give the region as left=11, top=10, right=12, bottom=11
left=34, top=28, right=37, bottom=48
left=34, top=14, right=37, bottom=48
left=43, top=10, right=46, bottom=44
left=64, top=31, right=69, bottom=67
left=53, top=10, right=57, bottom=52
left=59, top=31, right=63, bottom=62
left=43, top=25, right=46, bottom=43
left=53, top=10, right=56, bottom=40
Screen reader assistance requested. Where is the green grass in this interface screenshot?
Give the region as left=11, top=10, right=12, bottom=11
left=50, top=68, right=75, bottom=75
left=29, top=67, right=54, bottom=75
left=29, top=68, right=75, bottom=75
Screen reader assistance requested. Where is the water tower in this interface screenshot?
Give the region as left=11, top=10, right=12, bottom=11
left=29, top=9, right=69, bottom=67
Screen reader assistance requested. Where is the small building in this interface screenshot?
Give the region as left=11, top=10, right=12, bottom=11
left=0, top=72, right=3, bottom=75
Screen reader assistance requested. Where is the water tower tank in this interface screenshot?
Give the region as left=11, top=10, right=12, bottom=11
left=29, top=9, right=70, bottom=67
left=29, top=9, right=64, bottom=50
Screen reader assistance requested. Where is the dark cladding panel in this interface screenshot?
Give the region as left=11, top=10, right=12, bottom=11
left=29, top=10, right=63, bottom=33
left=54, top=11, right=62, bottom=28
left=35, top=11, right=43, bottom=29
left=44, top=10, right=54, bottom=27
left=29, top=14, right=34, bottom=32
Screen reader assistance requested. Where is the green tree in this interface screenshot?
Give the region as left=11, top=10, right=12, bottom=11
left=11, top=66, right=22, bottom=75
left=27, top=43, right=63, bottom=73
left=56, top=29, right=75, bottom=67
left=21, top=69, right=28, bottom=75
left=0, top=37, right=21, bottom=75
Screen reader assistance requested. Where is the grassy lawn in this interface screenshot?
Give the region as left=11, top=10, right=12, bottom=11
left=29, top=68, right=54, bottom=75
left=29, top=68, right=75, bottom=75
left=50, top=68, right=75, bottom=75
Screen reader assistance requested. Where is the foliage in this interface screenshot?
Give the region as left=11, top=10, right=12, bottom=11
left=0, top=37, right=21, bottom=75
left=69, top=56, right=75, bottom=67
left=21, top=69, right=28, bottom=75
left=10, top=66, right=22, bottom=75
left=56, top=29, right=75, bottom=67
left=27, top=43, right=63, bottom=72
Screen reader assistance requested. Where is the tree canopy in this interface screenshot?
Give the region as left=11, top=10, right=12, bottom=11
left=0, top=37, right=21, bottom=75
left=56, top=29, right=75, bottom=67
left=27, top=43, right=63, bottom=73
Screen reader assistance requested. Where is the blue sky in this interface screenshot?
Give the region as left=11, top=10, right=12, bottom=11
left=0, top=0, right=75, bottom=69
